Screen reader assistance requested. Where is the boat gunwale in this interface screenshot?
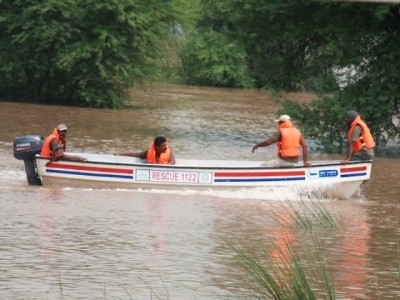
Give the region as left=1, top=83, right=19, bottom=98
left=35, top=156, right=373, bottom=171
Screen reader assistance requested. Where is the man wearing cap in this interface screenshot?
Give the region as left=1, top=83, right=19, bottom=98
left=252, top=115, right=311, bottom=167
left=40, top=124, right=87, bottom=162
left=341, top=111, right=375, bottom=164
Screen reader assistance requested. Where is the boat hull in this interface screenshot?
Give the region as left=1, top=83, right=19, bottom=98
left=34, top=153, right=372, bottom=199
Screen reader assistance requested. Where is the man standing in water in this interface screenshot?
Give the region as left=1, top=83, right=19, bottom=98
left=41, top=124, right=87, bottom=162
left=341, top=111, right=375, bottom=164
left=252, top=115, right=311, bottom=167
left=114, top=136, right=175, bottom=165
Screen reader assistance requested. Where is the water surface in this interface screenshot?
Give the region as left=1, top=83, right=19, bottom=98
left=0, top=83, right=399, bottom=299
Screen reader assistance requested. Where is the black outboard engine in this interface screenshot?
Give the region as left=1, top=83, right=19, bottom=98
left=13, top=135, right=44, bottom=186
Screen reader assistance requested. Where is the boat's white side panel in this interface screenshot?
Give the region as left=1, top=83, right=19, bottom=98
left=35, top=153, right=372, bottom=199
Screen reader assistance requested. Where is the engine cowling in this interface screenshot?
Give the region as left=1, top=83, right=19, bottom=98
left=13, top=135, right=44, bottom=185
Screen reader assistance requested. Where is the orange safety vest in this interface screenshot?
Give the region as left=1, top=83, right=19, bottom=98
left=40, top=128, right=66, bottom=158
left=276, top=120, right=301, bottom=158
left=146, top=142, right=172, bottom=164
left=348, top=116, right=375, bottom=152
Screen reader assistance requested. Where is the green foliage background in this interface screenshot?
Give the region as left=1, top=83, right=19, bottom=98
left=0, top=0, right=179, bottom=108
left=0, top=0, right=399, bottom=151
left=180, top=0, right=399, bottom=151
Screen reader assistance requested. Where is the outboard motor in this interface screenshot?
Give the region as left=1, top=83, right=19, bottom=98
left=13, top=135, right=44, bottom=186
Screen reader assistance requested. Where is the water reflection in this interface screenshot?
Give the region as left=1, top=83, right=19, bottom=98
left=332, top=202, right=370, bottom=299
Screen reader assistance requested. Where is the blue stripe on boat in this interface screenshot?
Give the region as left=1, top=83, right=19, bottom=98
left=214, top=177, right=305, bottom=183
left=47, top=169, right=133, bottom=179
left=340, top=172, right=367, bottom=178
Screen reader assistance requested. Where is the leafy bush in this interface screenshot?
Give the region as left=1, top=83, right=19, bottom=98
left=181, top=31, right=254, bottom=88
left=0, top=0, right=176, bottom=108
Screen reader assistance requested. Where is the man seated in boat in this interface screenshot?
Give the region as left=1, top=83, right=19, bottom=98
left=40, top=124, right=87, bottom=162
left=114, top=136, right=176, bottom=165
left=252, top=115, right=311, bottom=167
left=341, top=111, right=375, bottom=164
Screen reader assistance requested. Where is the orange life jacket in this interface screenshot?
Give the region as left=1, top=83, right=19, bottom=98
left=146, top=142, right=172, bottom=164
left=348, top=116, right=375, bottom=152
left=276, top=120, right=301, bottom=158
left=40, top=128, right=66, bottom=158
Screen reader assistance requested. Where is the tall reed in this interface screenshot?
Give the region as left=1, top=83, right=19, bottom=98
left=230, top=199, right=339, bottom=299
left=276, top=199, right=341, bottom=231
left=230, top=234, right=336, bottom=300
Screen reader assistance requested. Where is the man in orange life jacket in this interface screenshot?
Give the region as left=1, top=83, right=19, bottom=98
left=252, top=115, right=311, bottom=167
left=341, top=111, right=375, bottom=165
left=114, top=136, right=175, bottom=165
left=40, top=124, right=87, bottom=162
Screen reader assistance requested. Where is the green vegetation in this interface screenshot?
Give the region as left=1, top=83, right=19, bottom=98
left=182, top=0, right=399, bottom=151
left=0, top=0, right=184, bottom=108
left=276, top=200, right=341, bottom=231
left=1, top=0, right=399, bottom=150
left=231, top=200, right=339, bottom=299
left=232, top=239, right=335, bottom=300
